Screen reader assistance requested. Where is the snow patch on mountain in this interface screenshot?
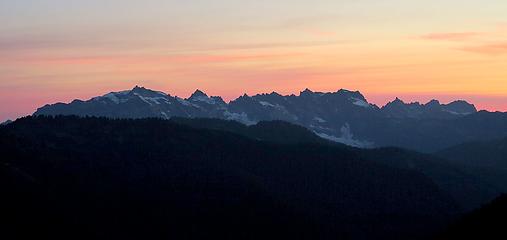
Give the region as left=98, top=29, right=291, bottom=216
left=314, top=117, right=327, bottom=123
left=177, top=98, right=199, bottom=108
left=224, top=111, right=256, bottom=125
left=259, top=101, right=275, bottom=107
left=443, top=109, right=473, bottom=116
left=155, top=91, right=168, bottom=97
left=315, top=123, right=373, bottom=148
left=134, top=93, right=154, bottom=105
left=160, top=111, right=170, bottom=119
left=316, top=132, right=372, bottom=148
left=104, top=93, right=120, bottom=104
left=133, top=93, right=169, bottom=105
left=351, top=97, right=370, bottom=108
left=177, top=98, right=191, bottom=106
left=191, top=96, right=216, bottom=105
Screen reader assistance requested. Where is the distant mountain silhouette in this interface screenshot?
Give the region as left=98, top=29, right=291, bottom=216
left=382, top=98, right=477, bottom=119
left=1, top=116, right=462, bottom=240
left=34, top=86, right=507, bottom=152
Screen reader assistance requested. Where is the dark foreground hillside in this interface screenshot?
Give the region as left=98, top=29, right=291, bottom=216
left=436, top=194, right=507, bottom=239
left=438, top=137, right=507, bottom=170
left=173, top=117, right=504, bottom=211
left=436, top=138, right=507, bottom=206
left=1, top=116, right=459, bottom=239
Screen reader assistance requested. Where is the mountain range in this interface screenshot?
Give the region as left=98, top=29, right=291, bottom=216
left=35, top=86, right=507, bottom=152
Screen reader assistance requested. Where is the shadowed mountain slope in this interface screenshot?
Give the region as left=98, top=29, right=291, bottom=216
left=0, top=116, right=460, bottom=240
left=436, top=194, right=507, bottom=240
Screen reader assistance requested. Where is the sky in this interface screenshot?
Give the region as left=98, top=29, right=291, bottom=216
left=1, top=0, right=507, bottom=121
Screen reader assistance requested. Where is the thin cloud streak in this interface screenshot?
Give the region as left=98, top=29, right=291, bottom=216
left=420, top=32, right=482, bottom=41
left=175, top=40, right=349, bottom=53
left=460, top=42, right=507, bottom=55
left=0, top=34, right=348, bottom=54
left=3, top=52, right=305, bottom=66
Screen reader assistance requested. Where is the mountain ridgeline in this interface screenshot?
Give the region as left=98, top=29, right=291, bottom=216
left=172, top=118, right=506, bottom=211
left=1, top=116, right=460, bottom=240
left=34, top=86, right=507, bottom=152
left=438, top=137, right=507, bottom=170
left=436, top=138, right=507, bottom=199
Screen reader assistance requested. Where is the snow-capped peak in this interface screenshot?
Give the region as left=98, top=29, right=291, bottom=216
left=188, top=90, right=218, bottom=104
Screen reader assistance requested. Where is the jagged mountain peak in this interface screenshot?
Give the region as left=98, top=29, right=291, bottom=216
left=128, top=86, right=168, bottom=97
left=392, top=98, right=423, bottom=106
left=269, top=91, right=282, bottom=97
left=253, top=91, right=282, bottom=97
left=382, top=98, right=403, bottom=109
left=335, top=89, right=367, bottom=100
left=383, top=98, right=408, bottom=111
left=131, top=85, right=156, bottom=95
left=443, top=100, right=477, bottom=115
left=190, top=89, right=208, bottom=98
left=337, top=89, right=360, bottom=94
left=446, top=100, right=476, bottom=109
left=393, top=97, right=404, bottom=104
left=132, top=85, right=145, bottom=91
left=300, top=88, right=314, bottom=96
left=426, top=99, right=441, bottom=106
left=187, top=89, right=226, bottom=106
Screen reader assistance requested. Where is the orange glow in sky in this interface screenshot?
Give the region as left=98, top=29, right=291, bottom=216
left=1, top=1, right=506, bottom=121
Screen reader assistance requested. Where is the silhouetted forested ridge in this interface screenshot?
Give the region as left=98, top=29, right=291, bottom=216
left=167, top=117, right=506, bottom=210
left=360, top=147, right=503, bottom=211
left=170, top=117, right=337, bottom=145
left=0, top=116, right=460, bottom=240
left=436, top=194, right=507, bottom=239
left=437, top=137, right=507, bottom=170
left=435, top=138, right=507, bottom=206
left=168, top=117, right=504, bottom=210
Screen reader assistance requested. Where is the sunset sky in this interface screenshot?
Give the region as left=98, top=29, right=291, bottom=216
left=1, top=0, right=507, bottom=121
